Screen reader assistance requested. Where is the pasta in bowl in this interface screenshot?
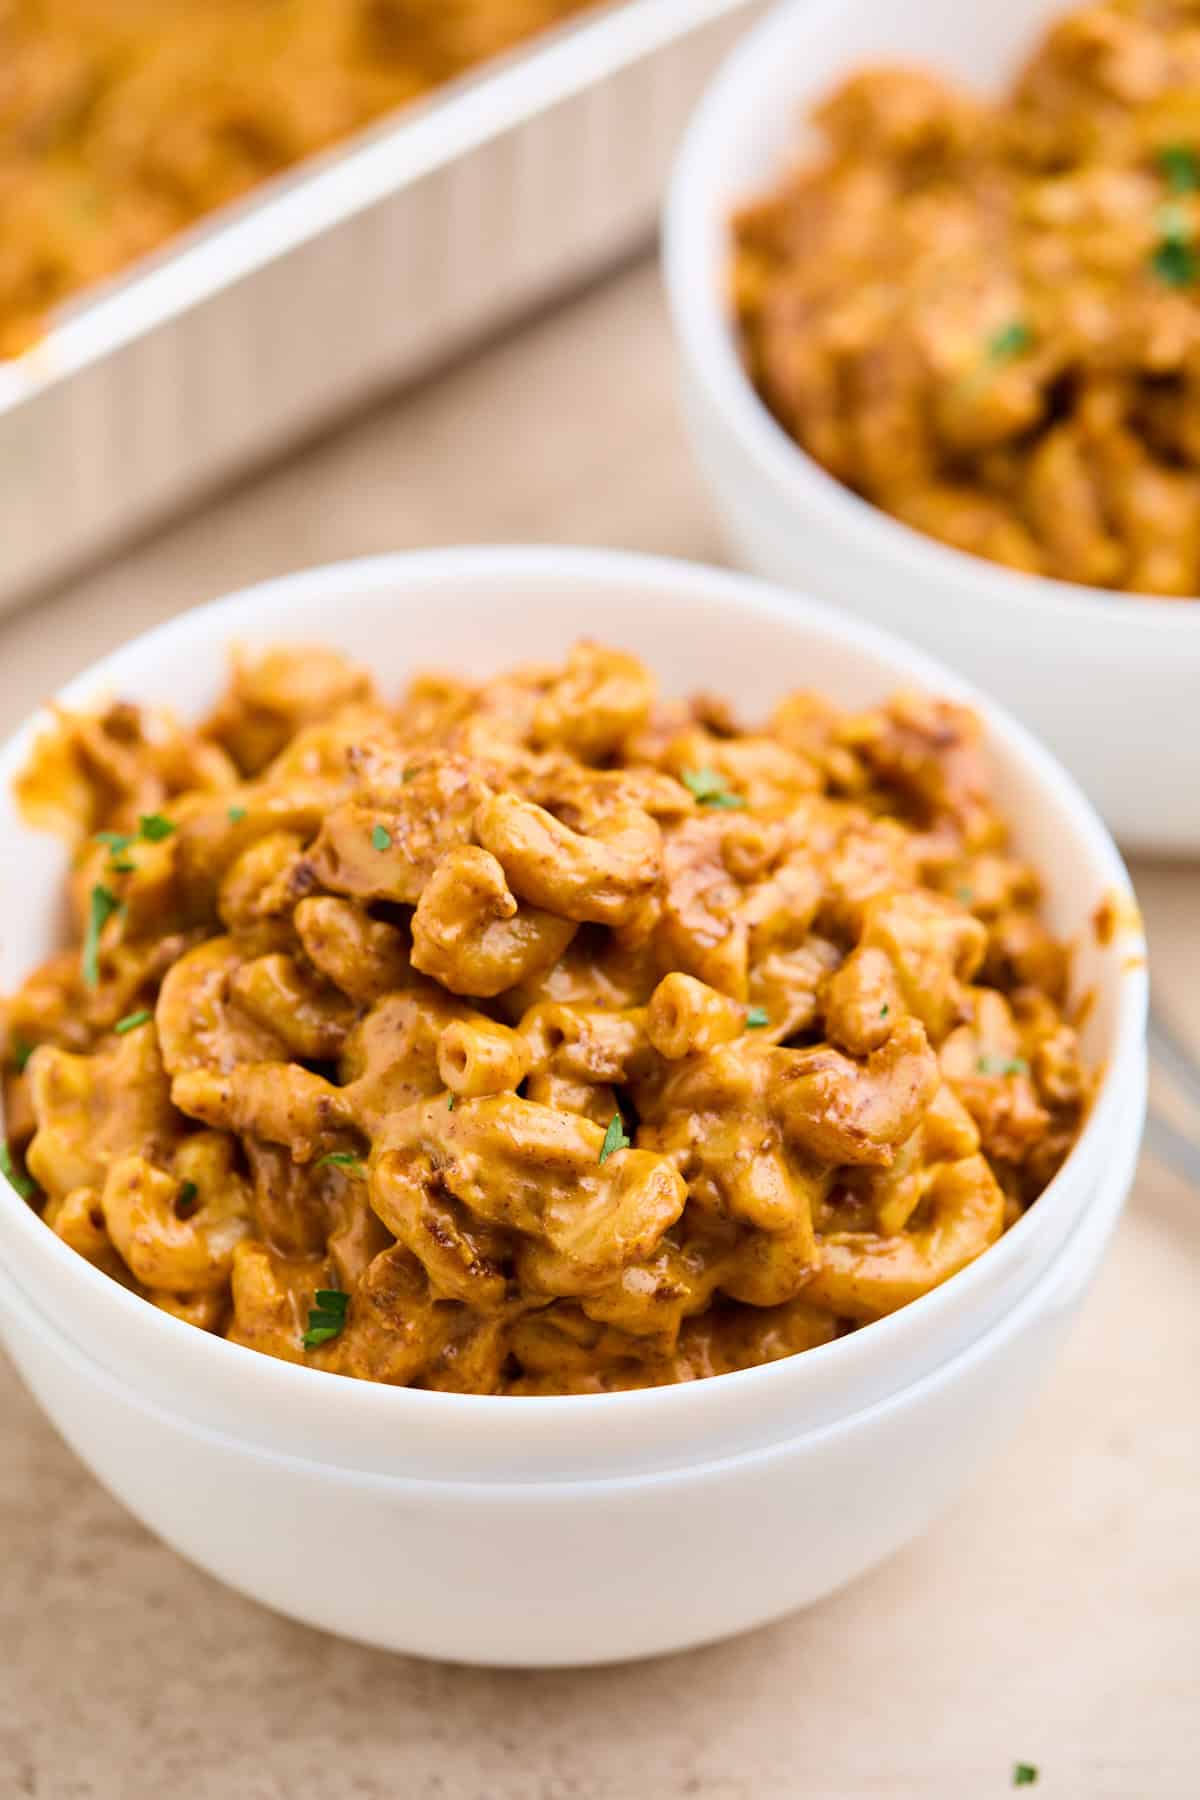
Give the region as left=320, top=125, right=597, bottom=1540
left=0, top=550, right=1145, bottom=1662
left=663, top=0, right=1200, bottom=852
left=731, top=0, right=1200, bottom=599
left=4, top=630, right=1093, bottom=1395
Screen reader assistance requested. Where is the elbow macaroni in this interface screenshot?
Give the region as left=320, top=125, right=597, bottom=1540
left=0, top=637, right=1094, bottom=1393
left=0, top=4, right=599, bottom=362
left=731, top=0, right=1200, bottom=597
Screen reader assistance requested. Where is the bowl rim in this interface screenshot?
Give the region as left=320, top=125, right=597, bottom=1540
left=661, top=0, right=1200, bottom=625
left=0, top=545, right=1148, bottom=1433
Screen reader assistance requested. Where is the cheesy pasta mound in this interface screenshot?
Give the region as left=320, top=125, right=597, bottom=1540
left=1, top=641, right=1093, bottom=1394
left=0, top=0, right=593, bottom=356
left=733, top=0, right=1200, bottom=595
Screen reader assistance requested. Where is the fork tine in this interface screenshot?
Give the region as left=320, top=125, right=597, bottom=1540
left=1144, top=1110, right=1200, bottom=1191
left=1148, top=1007, right=1200, bottom=1116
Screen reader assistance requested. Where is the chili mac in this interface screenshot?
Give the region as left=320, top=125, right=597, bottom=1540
left=0, top=640, right=1093, bottom=1393
left=733, top=0, right=1200, bottom=596
left=0, top=0, right=594, bottom=357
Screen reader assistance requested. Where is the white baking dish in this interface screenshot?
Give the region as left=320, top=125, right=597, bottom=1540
left=0, top=547, right=1147, bottom=1661
left=0, top=0, right=763, bottom=608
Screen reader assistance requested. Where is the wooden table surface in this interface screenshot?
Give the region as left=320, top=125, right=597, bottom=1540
left=1, top=262, right=1196, bottom=1800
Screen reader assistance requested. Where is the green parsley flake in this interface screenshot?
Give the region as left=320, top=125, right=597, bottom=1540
left=1160, top=144, right=1199, bottom=194
left=978, top=1054, right=1029, bottom=1077
left=11, top=1039, right=34, bottom=1073
left=598, top=1113, right=631, bottom=1164
left=987, top=319, right=1033, bottom=362
left=680, top=767, right=747, bottom=810
left=228, top=806, right=248, bottom=824
left=0, top=1143, right=37, bottom=1202
left=402, top=767, right=418, bottom=783
left=93, top=828, right=135, bottom=864
left=175, top=1179, right=199, bottom=1219
left=82, top=884, right=121, bottom=988
left=138, top=813, right=175, bottom=842
left=880, top=1004, right=890, bottom=1018
left=745, top=1007, right=770, bottom=1029
left=371, top=824, right=393, bottom=851
left=956, top=886, right=974, bottom=904
left=447, top=1094, right=456, bottom=1111
left=303, top=1286, right=349, bottom=1349
left=114, top=1009, right=152, bottom=1035
left=1152, top=230, right=1197, bottom=288
left=1012, top=1765, right=1038, bottom=1788
left=316, top=1152, right=364, bottom=1174
left=95, top=827, right=137, bottom=874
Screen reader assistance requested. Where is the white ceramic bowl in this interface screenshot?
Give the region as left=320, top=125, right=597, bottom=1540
left=0, top=1075, right=1141, bottom=1665
left=0, top=548, right=1147, bottom=1663
left=664, top=0, right=1200, bottom=854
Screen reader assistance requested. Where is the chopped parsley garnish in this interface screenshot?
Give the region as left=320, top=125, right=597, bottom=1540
left=956, top=886, right=974, bottom=904
left=745, top=1006, right=770, bottom=1029
left=94, top=830, right=137, bottom=874
left=371, top=824, right=393, bottom=851
left=987, top=319, right=1033, bottom=362
left=0, top=1142, right=37, bottom=1201
left=316, top=1152, right=365, bottom=1174
left=978, top=1054, right=1029, bottom=1077
left=303, top=1286, right=349, bottom=1349
left=1012, top=1765, right=1038, bottom=1788
left=1160, top=143, right=1199, bottom=194
left=680, top=767, right=746, bottom=810
left=1151, top=217, right=1197, bottom=288
left=402, top=767, right=418, bottom=783
left=447, top=1094, right=456, bottom=1111
left=82, top=884, right=121, bottom=988
left=114, top=1009, right=152, bottom=1035
left=599, top=1113, right=631, bottom=1164
left=228, top=805, right=248, bottom=824
left=94, top=815, right=173, bottom=872
left=1155, top=237, right=1198, bottom=282
left=880, top=1004, right=890, bottom=1018
left=11, top=1038, right=34, bottom=1073
left=175, top=1179, right=199, bottom=1219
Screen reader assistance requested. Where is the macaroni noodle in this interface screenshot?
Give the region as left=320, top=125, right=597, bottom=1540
left=733, top=0, right=1200, bottom=595
left=1, top=639, right=1093, bottom=1392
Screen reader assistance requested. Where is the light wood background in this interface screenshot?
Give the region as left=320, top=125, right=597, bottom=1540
left=1, top=263, right=1195, bottom=1800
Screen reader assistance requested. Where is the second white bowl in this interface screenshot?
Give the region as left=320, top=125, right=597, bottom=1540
left=664, top=0, right=1200, bottom=853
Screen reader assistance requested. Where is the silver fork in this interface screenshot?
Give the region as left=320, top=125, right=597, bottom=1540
left=1146, top=1008, right=1200, bottom=1189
